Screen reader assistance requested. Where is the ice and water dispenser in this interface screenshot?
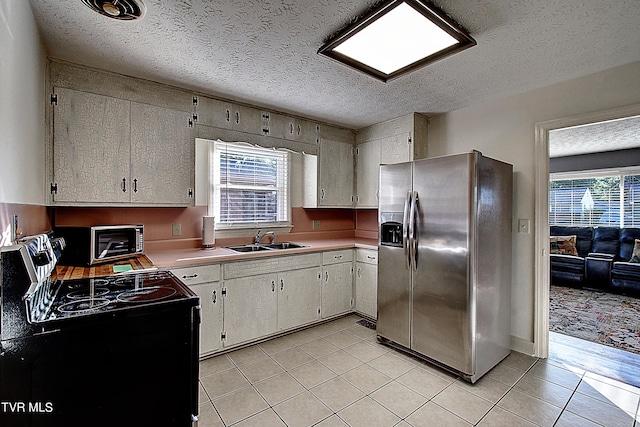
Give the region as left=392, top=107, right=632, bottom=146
left=380, top=212, right=403, bottom=247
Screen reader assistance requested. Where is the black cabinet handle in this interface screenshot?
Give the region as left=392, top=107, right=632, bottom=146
left=122, top=178, right=127, bottom=192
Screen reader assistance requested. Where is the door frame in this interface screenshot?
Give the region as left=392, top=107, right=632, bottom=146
left=533, top=103, right=640, bottom=358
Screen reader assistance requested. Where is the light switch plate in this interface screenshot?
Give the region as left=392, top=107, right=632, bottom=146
left=172, top=223, right=181, bottom=236
left=518, top=219, right=530, bottom=234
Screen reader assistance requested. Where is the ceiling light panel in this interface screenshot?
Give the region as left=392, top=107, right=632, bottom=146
left=319, top=0, right=476, bottom=82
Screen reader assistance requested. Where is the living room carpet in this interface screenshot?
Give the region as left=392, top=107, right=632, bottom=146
left=549, top=285, right=640, bottom=355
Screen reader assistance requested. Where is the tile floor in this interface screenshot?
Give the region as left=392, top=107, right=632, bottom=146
left=197, top=315, right=640, bottom=426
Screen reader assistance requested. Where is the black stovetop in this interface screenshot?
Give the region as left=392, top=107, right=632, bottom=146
left=28, top=270, right=194, bottom=324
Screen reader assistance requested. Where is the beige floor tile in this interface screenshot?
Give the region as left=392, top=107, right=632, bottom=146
left=271, top=346, right=314, bottom=370
left=337, top=396, right=400, bottom=427
left=367, top=352, right=416, bottom=379
left=500, top=351, right=538, bottom=372
left=317, top=349, right=363, bottom=375
left=198, top=382, right=209, bottom=404
left=345, top=324, right=377, bottom=339
left=576, top=376, right=640, bottom=414
left=553, top=410, right=603, bottom=427
left=527, top=361, right=583, bottom=390
left=482, top=363, right=526, bottom=386
left=344, top=341, right=388, bottom=362
left=583, top=371, right=640, bottom=395
left=199, top=354, right=234, bottom=378
left=565, top=391, right=637, bottom=426
left=258, top=335, right=296, bottom=355
left=200, top=367, right=250, bottom=399
left=299, top=337, right=340, bottom=358
left=311, top=377, right=366, bottom=412
left=273, top=391, right=332, bottom=427
left=286, top=328, right=322, bottom=346
left=213, top=386, right=268, bottom=426
left=311, top=320, right=351, bottom=337
left=396, top=366, right=452, bottom=399
left=238, top=356, right=284, bottom=383
left=370, top=380, right=427, bottom=418
left=314, top=414, right=350, bottom=426
left=453, top=376, right=510, bottom=403
left=405, top=401, right=471, bottom=427
left=476, top=406, right=536, bottom=427
left=289, top=360, right=337, bottom=388
left=338, top=397, right=400, bottom=427
left=232, top=408, right=286, bottom=427
left=341, top=364, right=392, bottom=394
left=197, top=402, right=224, bottom=427
left=514, top=372, right=574, bottom=408
left=324, top=330, right=363, bottom=348
left=227, top=345, right=268, bottom=366
left=498, top=388, right=563, bottom=426
left=253, top=371, right=305, bottom=405
left=432, top=384, right=494, bottom=425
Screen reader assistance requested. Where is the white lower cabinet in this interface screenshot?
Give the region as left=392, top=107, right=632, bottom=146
left=321, top=250, right=354, bottom=318
left=170, top=265, right=222, bottom=357
left=277, top=268, right=322, bottom=331
left=222, top=274, right=278, bottom=347
left=355, top=249, right=378, bottom=319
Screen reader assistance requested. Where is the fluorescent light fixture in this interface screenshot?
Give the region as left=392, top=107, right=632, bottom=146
left=318, top=0, right=476, bottom=82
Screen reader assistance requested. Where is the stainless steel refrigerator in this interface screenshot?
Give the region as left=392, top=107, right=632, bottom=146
left=377, top=151, right=512, bottom=383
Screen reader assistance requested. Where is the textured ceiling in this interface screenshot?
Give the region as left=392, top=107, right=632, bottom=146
left=28, top=0, right=640, bottom=130
left=549, top=115, right=640, bottom=158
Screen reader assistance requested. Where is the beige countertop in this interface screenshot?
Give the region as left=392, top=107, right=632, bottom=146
left=147, top=238, right=378, bottom=269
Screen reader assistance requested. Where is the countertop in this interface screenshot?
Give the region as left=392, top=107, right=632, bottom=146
left=53, top=238, right=378, bottom=279
left=147, top=238, right=378, bottom=269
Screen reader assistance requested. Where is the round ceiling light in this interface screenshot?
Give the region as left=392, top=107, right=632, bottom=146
left=80, top=0, right=146, bottom=21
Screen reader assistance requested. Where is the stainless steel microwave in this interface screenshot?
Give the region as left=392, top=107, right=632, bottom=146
left=54, top=225, right=144, bottom=265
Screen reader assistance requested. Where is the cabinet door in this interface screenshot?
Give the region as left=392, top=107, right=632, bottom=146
left=322, top=262, right=353, bottom=318
left=277, top=268, right=321, bottom=331
left=52, top=87, right=131, bottom=204
left=130, top=102, right=195, bottom=205
left=222, top=274, right=278, bottom=347
left=380, top=133, right=412, bottom=164
left=356, top=262, right=377, bottom=319
left=231, top=104, right=263, bottom=134
left=191, top=281, right=223, bottom=355
left=355, top=140, right=380, bottom=208
left=319, top=139, right=354, bottom=207
left=196, top=96, right=232, bottom=129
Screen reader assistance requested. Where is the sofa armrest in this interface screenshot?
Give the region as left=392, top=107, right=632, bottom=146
left=585, top=256, right=613, bottom=290
left=587, top=253, right=615, bottom=260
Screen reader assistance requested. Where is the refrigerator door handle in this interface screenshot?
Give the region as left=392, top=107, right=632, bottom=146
left=403, top=191, right=411, bottom=270
left=409, top=191, right=418, bottom=271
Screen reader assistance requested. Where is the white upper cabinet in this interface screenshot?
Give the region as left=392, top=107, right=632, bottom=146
left=354, top=140, right=380, bottom=208
left=52, top=88, right=131, bottom=204
left=304, top=138, right=354, bottom=208
left=130, top=102, right=195, bottom=204
left=50, top=86, right=195, bottom=206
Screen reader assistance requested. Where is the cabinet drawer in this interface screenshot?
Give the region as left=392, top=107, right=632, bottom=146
left=323, top=250, right=353, bottom=265
left=356, top=249, right=378, bottom=265
left=171, top=264, right=221, bottom=284
left=224, top=253, right=322, bottom=279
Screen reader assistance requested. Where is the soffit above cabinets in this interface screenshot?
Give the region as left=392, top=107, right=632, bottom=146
left=28, top=0, right=640, bottom=130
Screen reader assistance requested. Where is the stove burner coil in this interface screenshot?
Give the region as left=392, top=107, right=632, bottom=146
left=58, top=298, right=111, bottom=313
left=116, top=286, right=177, bottom=303
left=67, top=288, right=110, bottom=299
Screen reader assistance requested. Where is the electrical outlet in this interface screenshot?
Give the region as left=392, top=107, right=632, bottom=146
left=172, top=223, right=182, bottom=236
left=518, top=219, right=530, bottom=234
left=312, top=220, right=321, bottom=230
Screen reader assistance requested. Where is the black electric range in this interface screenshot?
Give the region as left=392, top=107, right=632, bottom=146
left=1, top=234, right=200, bottom=427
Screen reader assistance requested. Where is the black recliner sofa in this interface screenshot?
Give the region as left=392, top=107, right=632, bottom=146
left=550, top=226, right=640, bottom=297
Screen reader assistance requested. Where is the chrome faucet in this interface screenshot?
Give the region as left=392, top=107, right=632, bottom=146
left=254, top=230, right=276, bottom=244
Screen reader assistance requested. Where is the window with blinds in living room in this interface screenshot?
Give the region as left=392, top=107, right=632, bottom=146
left=210, top=140, right=290, bottom=229
left=549, top=169, right=640, bottom=227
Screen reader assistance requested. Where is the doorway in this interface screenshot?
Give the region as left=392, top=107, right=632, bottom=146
left=534, top=104, right=640, bottom=358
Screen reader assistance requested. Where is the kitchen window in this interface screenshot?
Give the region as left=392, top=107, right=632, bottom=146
left=549, top=168, right=640, bottom=227
left=210, top=140, right=290, bottom=230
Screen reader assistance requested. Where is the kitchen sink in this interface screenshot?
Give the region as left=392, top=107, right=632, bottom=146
left=225, top=242, right=307, bottom=253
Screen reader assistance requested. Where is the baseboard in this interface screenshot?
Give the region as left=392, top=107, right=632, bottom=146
left=511, top=335, right=536, bottom=357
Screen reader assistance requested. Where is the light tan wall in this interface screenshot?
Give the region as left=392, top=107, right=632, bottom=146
left=427, top=60, right=640, bottom=351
